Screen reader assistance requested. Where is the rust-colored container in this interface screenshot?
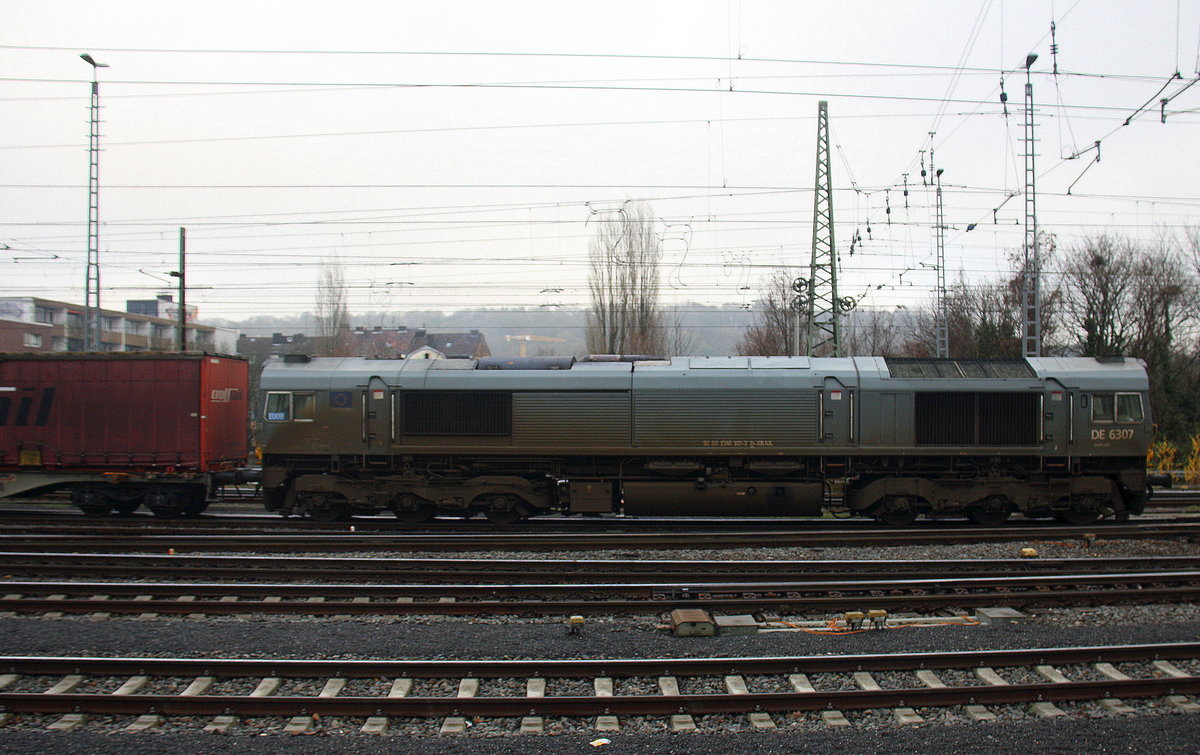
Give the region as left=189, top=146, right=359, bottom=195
left=0, top=353, right=248, bottom=472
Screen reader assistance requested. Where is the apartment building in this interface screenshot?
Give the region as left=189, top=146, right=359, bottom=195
left=0, top=296, right=236, bottom=353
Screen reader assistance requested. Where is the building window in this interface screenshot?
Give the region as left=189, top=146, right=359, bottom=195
left=101, top=316, right=119, bottom=332
left=23, top=333, right=42, bottom=348
left=35, top=306, right=54, bottom=324
left=66, top=312, right=83, bottom=329
left=125, top=320, right=142, bottom=334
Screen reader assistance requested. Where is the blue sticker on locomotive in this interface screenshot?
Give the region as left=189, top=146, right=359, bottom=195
left=329, top=391, right=353, bottom=408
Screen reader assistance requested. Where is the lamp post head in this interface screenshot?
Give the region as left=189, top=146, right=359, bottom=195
left=79, top=53, right=109, bottom=69
left=1024, top=53, right=1038, bottom=70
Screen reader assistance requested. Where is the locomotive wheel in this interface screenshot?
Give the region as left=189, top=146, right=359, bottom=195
left=71, top=487, right=112, bottom=516
left=874, top=496, right=919, bottom=527
left=479, top=494, right=526, bottom=526
left=1055, top=496, right=1101, bottom=525
left=390, top=494, right=436, bottom=524
left=304, top=493, right=351, bottom=522
left=485, top=508, right=524, bottom=525
left=967, top=496, right=1011, bottom=526
left=112, top=500, right=140, bottom=515
left=394, top=506, right=436, bottom=524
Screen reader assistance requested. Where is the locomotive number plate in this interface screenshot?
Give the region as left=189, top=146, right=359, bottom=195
left=1092, top=428, right=1135, bottom=441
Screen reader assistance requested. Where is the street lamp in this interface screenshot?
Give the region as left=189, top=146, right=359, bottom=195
left=81, top=53, right=108, bottom=351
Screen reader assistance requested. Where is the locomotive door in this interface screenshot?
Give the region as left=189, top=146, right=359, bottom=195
left=821, top=376, right=853, bottom=445
left=362, top=376, right=392, bottom=454
left=1042, top=378, right=1068, bottom=454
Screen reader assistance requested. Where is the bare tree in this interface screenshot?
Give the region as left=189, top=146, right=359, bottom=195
left=735, top=270, right=800, bottom=356
left=1129, top=243, right=1198, bottom=363
left=906, top=275, right=1020, bottom=358
left=314, top=259, right=353, bottom=357
left=585, top=203, right=687, bottom=356
left=842, top=309, right=904, bottom=356
left=1059, top=235, right=1136, bottom=356
left=904, top=242, right=1063, bottom=359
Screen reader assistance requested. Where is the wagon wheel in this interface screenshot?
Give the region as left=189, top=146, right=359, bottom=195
left=182, top=492, right=210, bottom=516
left=112, top=500, right=140, bottom=516
left=1054, top=495, right=1101, bottom=526
left=145, top=489, right=184, bottom=518
left=391, top=494, right=436, bottom=524
left=478, top=494, right=527, bottom=526
left=303, top=492, right=351, bottom=523
left=874, top=496, right=919, bottom=527
left=967, top=495, right=1011, bottom=526
left=70, top=487, right=112, bottom=516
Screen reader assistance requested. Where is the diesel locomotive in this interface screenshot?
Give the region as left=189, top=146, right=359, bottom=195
left=258, top=354, right=1152, bottom=525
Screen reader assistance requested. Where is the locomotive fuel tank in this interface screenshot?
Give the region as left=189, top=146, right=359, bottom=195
left=621, top=481, right=823, bottom=517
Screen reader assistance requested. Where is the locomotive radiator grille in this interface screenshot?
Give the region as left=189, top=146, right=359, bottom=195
left=915, top=392, right=1039, bottom=446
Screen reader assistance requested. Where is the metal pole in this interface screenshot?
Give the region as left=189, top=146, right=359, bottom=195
left=177, top=227, right=186, bottom=351
left=1021, top=54, right=1041, bottom=358
left=934, top=167, right=948, bottom=358
left=805, top=100, right=840, bottom=357
left=81, top=54, right=107, bottom=350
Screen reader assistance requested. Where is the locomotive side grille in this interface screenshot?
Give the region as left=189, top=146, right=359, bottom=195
left=513, top=392, right=630, bottom=447
left=634, top=390, right=818, bottom=447
left=402, top=391, right=512, bottom=436
left=979, top=392, right=1039, bottom=445
left=914, top=392, right=975, bottom=445
left=915, top=392, right=1039, bottom=446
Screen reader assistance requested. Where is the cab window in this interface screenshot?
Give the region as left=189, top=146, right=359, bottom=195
left=292, top=392, right=315, bottom=420
left=265, top=391, right=315, bottom=422
left=265, top=392, right=291, bottom=421
left=1091, top=393, right=1142, bottom=424
left=1116, top=393, right=1143, bottom=423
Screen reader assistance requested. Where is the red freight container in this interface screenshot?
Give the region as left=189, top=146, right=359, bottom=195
left=0, top=353, right=248, bottom=472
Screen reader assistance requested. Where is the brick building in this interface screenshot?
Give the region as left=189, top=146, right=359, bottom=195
left=0, top=296, right=234, bottom=353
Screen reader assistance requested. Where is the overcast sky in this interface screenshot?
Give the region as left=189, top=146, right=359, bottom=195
left=2, top=0, right=1198, bottom=330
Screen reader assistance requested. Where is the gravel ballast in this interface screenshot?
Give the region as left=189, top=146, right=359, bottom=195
left=1, top=533, right=1197, bottom=749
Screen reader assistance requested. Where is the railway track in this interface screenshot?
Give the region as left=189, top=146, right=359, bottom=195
left=1, top=551, right=1199, bottom=582
left=0, top=488, right=1196, bottom=530
left=0, top=519, right=1197, bottom=553
left=0, top=643, right=1195, bottom=732
left=2, top=570, right=1198, bottom=616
